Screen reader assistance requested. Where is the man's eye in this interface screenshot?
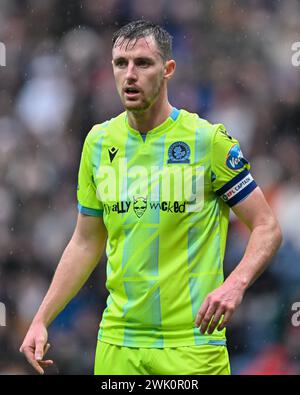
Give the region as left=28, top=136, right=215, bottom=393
left=136, top=60, right=150, bottom=67
left=115, top=60, right=127, bottom=67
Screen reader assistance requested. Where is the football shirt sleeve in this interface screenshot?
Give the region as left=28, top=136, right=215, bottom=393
left=211, top=124, right=257, bottom=207
left=77, top=136, right=103, bottom=216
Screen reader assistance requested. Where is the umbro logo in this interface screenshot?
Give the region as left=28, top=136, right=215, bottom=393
left=108, top=147, right=119, bottom=163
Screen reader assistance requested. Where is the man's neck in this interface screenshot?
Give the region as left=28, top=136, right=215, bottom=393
left=127, top=102, right=173, bottom=133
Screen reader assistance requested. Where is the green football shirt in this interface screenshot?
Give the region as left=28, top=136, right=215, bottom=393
left=77, top=107, right=257, bottom=348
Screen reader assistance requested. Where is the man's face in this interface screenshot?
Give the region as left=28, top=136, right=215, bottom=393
left=112, top=35, right=166, bottom=112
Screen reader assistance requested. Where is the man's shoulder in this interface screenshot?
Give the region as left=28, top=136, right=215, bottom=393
left=179, top=108, right=223, bottom=135
left=85, top=111, right=126, bottom=143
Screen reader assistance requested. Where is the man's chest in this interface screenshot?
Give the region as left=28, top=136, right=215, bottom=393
left=93, top=132, right=211, bottom=207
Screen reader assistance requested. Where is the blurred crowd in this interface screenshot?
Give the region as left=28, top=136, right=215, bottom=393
left=0, top=0, right=300, bottom=374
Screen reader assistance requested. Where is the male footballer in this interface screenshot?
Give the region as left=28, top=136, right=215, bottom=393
left=20, top=20, right=282, bottom=375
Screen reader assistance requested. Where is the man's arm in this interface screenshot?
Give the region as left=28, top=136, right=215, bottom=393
left=20, top=213, right=107, bottom=374
left=195, top=187, right=282, bottom=335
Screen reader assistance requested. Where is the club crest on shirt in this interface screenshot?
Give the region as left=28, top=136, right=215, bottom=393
left=226, top=144, right=245, bottom=170
left=167, top=141, right=190, bottom=164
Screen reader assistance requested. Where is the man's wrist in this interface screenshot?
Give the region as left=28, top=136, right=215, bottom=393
left=225, top=272, right=249, bottom=292
left=32, top=314, right=48, bottom=328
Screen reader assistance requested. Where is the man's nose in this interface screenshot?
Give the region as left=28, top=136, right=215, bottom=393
left=126, top=62, right=137, bottom=81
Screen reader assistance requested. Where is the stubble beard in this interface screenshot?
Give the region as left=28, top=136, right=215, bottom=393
left=123, top=75, right=164, bottom=114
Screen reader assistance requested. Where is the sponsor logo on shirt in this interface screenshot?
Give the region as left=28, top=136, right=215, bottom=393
left=103, top=199, right=187, bottom=216
left=133, top=196, right=147, bottom=218
left=226, top=144, right=245, bottom=170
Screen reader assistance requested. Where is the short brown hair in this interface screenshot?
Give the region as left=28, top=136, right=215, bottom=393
left=112, top=20, right=173, bottom=61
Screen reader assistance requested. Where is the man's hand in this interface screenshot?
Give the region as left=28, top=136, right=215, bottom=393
left=19, top=322, right=53, bottom=374
left=19, top=214, right=107, bottom=374
left=195, top=279, right=245, bottom=335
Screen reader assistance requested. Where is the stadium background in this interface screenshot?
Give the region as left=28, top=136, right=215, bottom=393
left=0, top=0, right=299, bottom=375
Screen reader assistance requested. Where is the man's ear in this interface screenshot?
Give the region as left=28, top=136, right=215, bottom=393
left=163, top=59, right=176, bottom=80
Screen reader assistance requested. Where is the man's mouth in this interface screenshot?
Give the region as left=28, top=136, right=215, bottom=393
left=124, top=87, right=140, bottom=98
